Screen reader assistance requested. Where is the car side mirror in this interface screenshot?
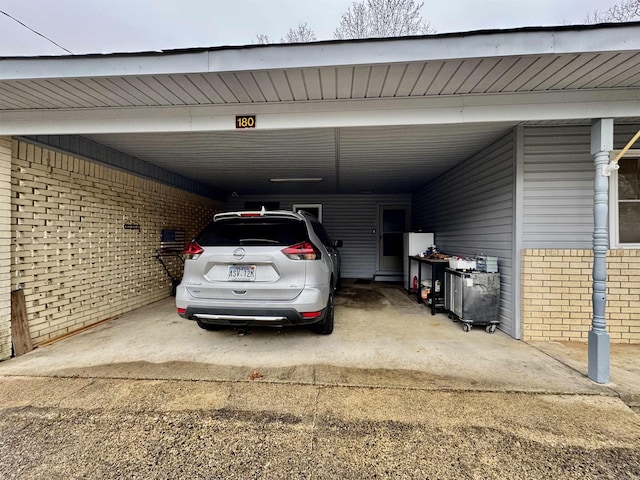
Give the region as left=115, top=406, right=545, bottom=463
left=334, top=240, right=343, bottom=248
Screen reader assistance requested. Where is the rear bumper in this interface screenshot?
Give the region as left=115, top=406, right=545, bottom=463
left=179, top=306, right=327, bottom=326
left=175, top=283, right=330, bottom=327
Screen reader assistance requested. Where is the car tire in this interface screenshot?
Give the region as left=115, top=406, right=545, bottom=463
left=170, top=279, right=180, bottom=297
left=312, top=291, right=334, bottom=335
left=196, top=320, right=223, bottom=331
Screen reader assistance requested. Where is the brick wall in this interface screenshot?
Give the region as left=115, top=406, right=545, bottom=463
left=522, top=249, right=640, bottom=343
left=9, top=139, right=222, bottom=351
left=0, top=137, right=12, bottom=359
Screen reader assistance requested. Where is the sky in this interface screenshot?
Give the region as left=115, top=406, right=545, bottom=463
left=0, top=0, right=624, bottom=57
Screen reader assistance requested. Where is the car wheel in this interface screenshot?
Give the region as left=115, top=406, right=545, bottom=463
left=312, top=291, right=334, bottom=335
left=170, top=279, right=180, bottom=297
left=196, top=320, right=223, bottom=331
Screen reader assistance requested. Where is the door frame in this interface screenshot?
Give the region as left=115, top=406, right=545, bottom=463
left=377, top=204, right=411, bottom=274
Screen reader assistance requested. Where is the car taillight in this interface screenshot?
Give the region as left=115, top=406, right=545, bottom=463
left=184, top=242, right=204, bottom=260
left=281, top=241, right=321, bottom=260
left=302, top=311, right=322, bottom=319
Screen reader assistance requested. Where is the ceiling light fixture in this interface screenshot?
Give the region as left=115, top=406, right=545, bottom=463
left=269, top=177, right=323, bottom=183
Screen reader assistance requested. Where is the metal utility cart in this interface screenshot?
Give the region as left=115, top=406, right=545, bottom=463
left=406, top=256, right=449, bottom=315
left=444, top=268, right=500, bottom=333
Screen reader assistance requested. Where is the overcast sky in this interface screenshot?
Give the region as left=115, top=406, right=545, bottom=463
left=0, top=0, right=624, bottom=56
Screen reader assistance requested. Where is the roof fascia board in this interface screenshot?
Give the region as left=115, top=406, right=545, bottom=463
left=0, top=51, right=210, bottom=81
left=1, top=89, right=638, bottom=135
left=2, top=25, right=640, bottom=81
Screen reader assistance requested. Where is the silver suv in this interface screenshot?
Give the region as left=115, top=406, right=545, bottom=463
left=176, top=209, right=341, bottom=334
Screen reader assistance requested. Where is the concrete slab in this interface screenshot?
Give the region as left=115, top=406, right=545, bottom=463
left=0, top=284, right=618, bottom=396
left=530, top=340, right=640, bottom=413
left=1, top=283, right=639, bottom=478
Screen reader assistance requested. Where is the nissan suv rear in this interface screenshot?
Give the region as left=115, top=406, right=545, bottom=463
left=176, top=209, right=341, bottom=334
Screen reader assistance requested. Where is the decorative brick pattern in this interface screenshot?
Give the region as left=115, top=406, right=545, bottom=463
left=0, top=137, right=13, bottom=360
left=522, top=249, right=640, bottom=344
left=9, top=139, right=222, bottom=351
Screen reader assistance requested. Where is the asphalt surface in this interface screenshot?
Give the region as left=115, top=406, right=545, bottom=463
left=1, top=375, right=639, bottom=479
left=0, top=284, right=639, bottom=479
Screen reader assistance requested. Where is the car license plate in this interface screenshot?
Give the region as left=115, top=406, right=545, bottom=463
left=228, top=265, right=256, bottom=281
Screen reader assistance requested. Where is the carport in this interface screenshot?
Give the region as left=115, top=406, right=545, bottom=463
left=1, top=23, right=640, bottom=362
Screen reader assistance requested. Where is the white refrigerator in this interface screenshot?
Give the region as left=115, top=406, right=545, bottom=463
left=403, top=232, right=435, bottom=290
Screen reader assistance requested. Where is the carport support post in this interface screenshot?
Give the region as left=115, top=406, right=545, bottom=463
left=589, top=119, right=612, bottom=384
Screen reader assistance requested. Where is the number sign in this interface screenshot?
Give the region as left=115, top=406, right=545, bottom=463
left=236, top=115, right=256, bottom=129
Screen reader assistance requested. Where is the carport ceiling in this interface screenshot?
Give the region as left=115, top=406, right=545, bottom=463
left=3, top=23, right=640, bottom=196
left=84, top=122, right=514, bottom=195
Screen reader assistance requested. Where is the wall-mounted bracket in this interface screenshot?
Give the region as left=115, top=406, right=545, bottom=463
left=601, top=163, right=620, bottom=177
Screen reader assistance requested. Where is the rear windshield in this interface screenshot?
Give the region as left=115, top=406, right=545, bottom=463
left=196, top=217, right=309, bottom=247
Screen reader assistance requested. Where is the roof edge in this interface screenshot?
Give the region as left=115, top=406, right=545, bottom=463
left=1, top=22, right=640, bottom=81
left=2, top=21, right=640, bottom=60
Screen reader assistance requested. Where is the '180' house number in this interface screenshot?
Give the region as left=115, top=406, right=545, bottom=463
left=236, top=115, right=256, bottom=129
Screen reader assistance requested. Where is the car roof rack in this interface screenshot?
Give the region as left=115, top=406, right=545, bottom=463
left=214, top=207, right=303, bottom=221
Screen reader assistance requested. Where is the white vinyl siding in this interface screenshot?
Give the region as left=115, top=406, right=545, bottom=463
left=522, top=124, right=640, bottom=249
left=522, top=126, right=593, bottom=248
left=227, top=194, right=411, bottom=279
left=412, top=132, right=516, bottom=338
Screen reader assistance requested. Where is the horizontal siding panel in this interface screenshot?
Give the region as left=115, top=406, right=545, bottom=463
left=524, top=171, right=593, bottom=181
left=523, top=159, right=593, bottom=170
left=226, top=193, right=410, bottom=279
left=432, top=207, right=514, bottom=224
left=522, top=125, right=595, bottom=249
left=524, top=145, right=591, bottom=155
left=525, top=213, right=593, bottom=224
left=525, top=197, right=591, bottom=206
left=412, top=132, right=516, bottom=337
left=524, top=190, right=592, bottom=200
left=434, top=187, right=513, bottom=214
left=437, top=239, right=514, bottom=250
left=524, top=181, right=593, bottom=190
left=524, top=233, right=593, bottom=244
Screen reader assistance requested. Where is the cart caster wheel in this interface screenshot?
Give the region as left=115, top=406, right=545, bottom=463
left=462, top=323, right=471, bottom=332
left=448, top=312, right=453, bottom=319
left=486, top=324, right=497, bottom=334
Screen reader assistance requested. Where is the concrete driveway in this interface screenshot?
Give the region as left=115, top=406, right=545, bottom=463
left=1, top=283, right=639, bottom=479
left=0, top=283, right=617, bottom=394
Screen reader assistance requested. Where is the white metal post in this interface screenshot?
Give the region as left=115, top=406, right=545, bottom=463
left=589, top=119, right=613, bottom=384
